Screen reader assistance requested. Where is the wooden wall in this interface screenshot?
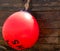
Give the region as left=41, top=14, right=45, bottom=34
left=0, top=0, right=60, bottom=51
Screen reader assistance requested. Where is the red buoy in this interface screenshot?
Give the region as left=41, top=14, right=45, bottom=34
left=2, top=11, right=39, bottom=50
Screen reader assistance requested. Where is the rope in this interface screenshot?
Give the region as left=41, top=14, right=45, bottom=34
left=24, top=0, right=30, bottom=10
left=0, top=46, right=7, bottom=51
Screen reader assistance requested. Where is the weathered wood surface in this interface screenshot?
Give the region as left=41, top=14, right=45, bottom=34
left=0, top=0, right=60, bottom=51
left=0, top=0, right=60, bottom=11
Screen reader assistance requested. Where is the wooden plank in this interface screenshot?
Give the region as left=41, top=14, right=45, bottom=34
left=40, top=28, right=58, bottom=37
left=0, top=5, right=60, bottom=11
left=32, top=0, right=60, bottom=3
left=39, top=44, right=59, bottom=51
left=38, top=20, right=60, bottom=28
left=32, top=12, right=60, bottom=20
left=0, top=0, right=22, bottom=3
left=0, top=0, right=60, bottom=11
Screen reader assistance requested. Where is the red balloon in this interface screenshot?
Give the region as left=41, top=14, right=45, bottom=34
left=2, top=11, right=39, bottom=50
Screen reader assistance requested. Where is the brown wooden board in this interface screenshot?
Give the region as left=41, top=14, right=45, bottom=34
left=0, top=0, right=60, bottom=11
